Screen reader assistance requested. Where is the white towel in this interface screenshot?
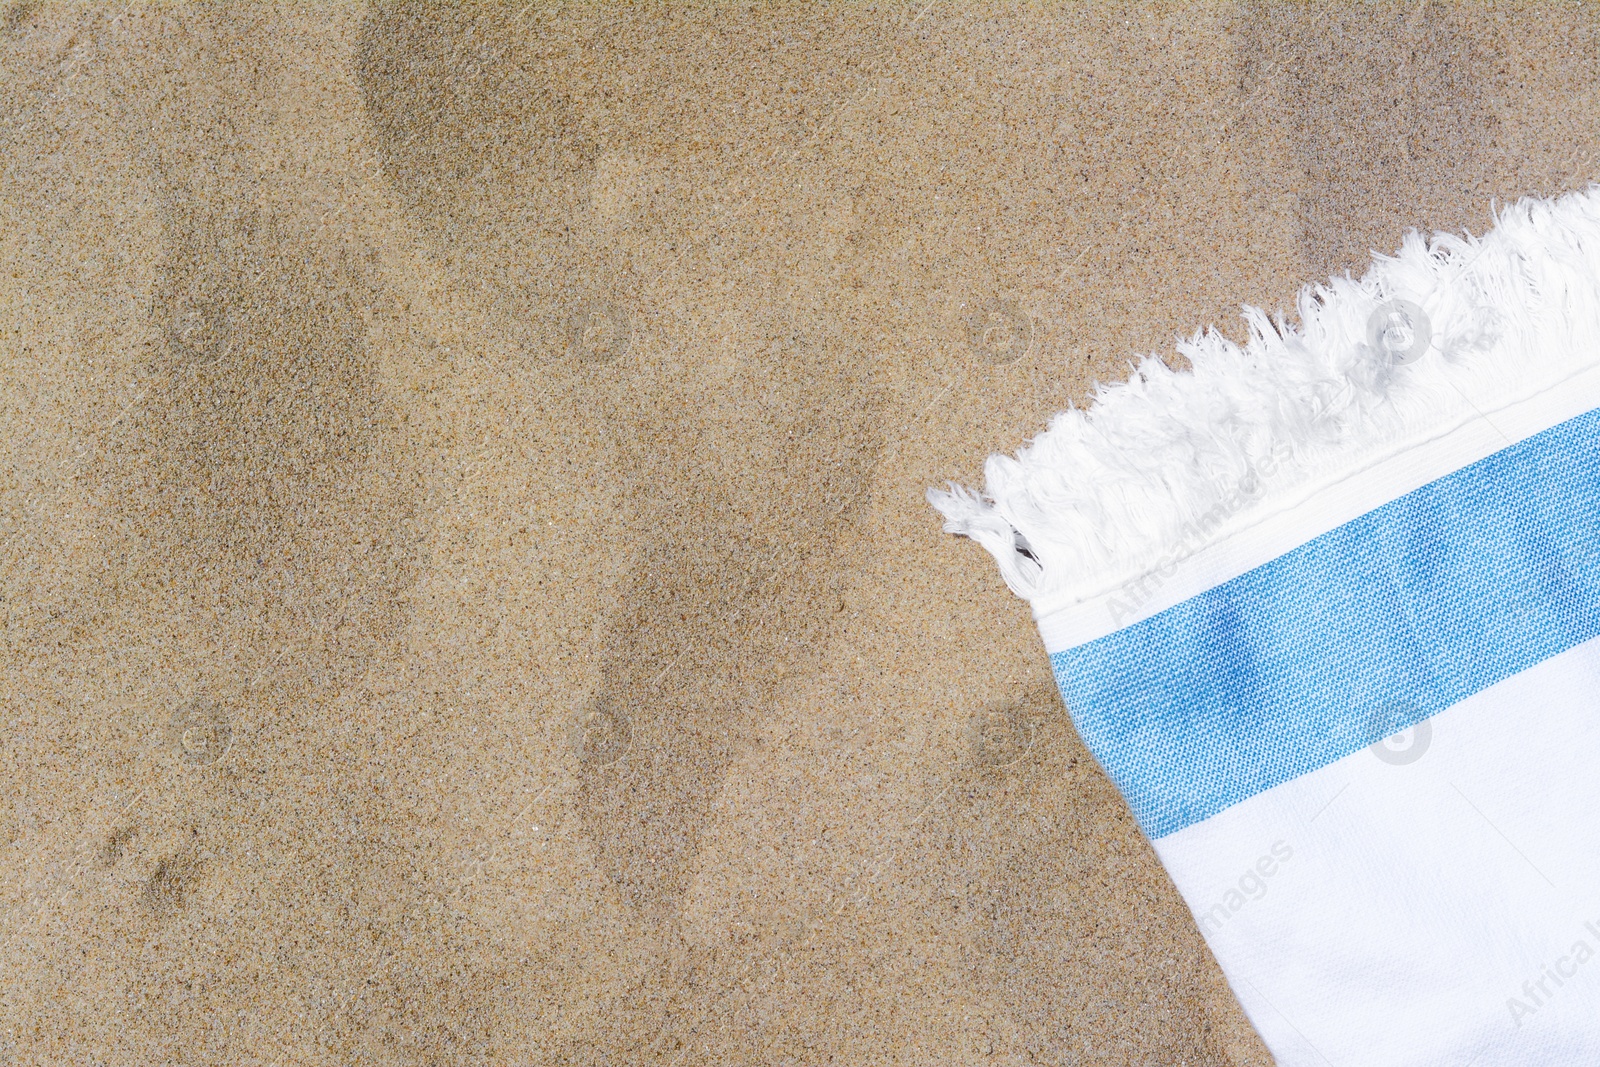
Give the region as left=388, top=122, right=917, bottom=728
left=931, top=186, right=1600, bottom=1065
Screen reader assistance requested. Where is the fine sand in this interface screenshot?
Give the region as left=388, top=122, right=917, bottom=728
left=2, top=3, right=1598, bottom=1063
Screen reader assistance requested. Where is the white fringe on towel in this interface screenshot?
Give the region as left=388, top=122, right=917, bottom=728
left=929, top=186, right=1600, bottom=628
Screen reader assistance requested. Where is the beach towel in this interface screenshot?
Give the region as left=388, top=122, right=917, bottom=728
left=930, top=186, right=1600, bottom=1064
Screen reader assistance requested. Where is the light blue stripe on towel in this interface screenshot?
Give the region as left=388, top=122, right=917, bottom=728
left=1053, top=404, right=1600, bottom=840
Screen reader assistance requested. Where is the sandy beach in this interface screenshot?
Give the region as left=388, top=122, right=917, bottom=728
left=3, top=2, right=1598, bottom=1063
